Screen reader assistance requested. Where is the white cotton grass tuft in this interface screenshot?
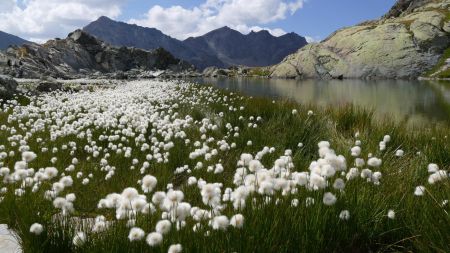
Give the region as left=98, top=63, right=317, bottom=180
left=427, top=163, right=439, bottom=173
left=387, top=209, right=395, bottom=219
left=350, top=146, right=361, bottom=157
left=128, top=227, right=145, bottom=241
left=156, top=220, right=171, bottom=235
left=22, top=151, right=37, bottom=163
left=30, top=223, right=44, bottom=235
left=141, top=175, right=157, bottom=193
left=230, top=214, right=244, bottom=228
left=428, top=170, right=448, bottom=184
left=146, top=232, right=163, bottom=246
left=339, top=210, right=350, bottom=221
left=323, top=192, right=337, bottom=206
left=414, top=186, right=425, bottom=196
left=367, top=157, right=382, bottom=167
left=395, top=149, right=404, bottom=157
left=333, top=178, right=345, bottom=190
left=168, top=244, right=182, bottom=253
left=212, top=215, right=229, bottom=230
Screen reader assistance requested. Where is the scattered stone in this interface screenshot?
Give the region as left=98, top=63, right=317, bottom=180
left=36, top=81, right=63, bottom=92
left=0, top=75, right=18, bottom=99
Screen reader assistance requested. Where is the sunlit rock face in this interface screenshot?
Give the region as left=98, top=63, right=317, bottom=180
left=0, top=30, right=193, bottom=79
left=271, top=0, right=450, bottom=79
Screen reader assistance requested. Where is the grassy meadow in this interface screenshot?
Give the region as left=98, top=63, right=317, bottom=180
left=0, top=80, right=448, bottom=253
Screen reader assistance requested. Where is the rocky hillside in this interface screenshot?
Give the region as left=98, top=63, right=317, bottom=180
left=0, top=31, right=31, bottom=50
left=271, top=0, right=450, bottom=79
left=83, top=17, right=307, bottom=70
left=0, top=30, right=193, bottom=79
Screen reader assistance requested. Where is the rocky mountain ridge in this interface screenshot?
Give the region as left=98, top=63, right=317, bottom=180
left=271, top=0, right=450, bottom=79
left=83, top=17, right=307, bottom=70
left=0, top=30, right=194, bottom=79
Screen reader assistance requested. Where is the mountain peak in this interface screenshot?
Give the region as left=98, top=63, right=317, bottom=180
left=208, top=26, right=241, bottom=34
left=251, top=30, right=271, bottom=36
left=218, top=26, right=232, bottom=31
left=97, top=16, right=112, bottom=21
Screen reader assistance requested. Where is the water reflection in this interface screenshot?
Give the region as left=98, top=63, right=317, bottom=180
left=192, top=77, right=450, bottom=125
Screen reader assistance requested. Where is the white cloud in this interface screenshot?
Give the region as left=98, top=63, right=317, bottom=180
left=129, top=0, right=304, bottom=39
left=305, top=36, right=321, bottom=43
left=0, top=0, right=125, bottom=42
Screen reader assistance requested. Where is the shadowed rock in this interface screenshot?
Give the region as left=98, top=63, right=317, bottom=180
left=83, top=17, right=308, bottom=70
left=0, top=75, right=18, bottom=99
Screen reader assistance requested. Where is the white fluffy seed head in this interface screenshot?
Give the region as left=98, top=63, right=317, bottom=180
left=155, top=219, right=171, bottom=235
left=128, top=227, right=145, bottom=241
left=212, top=215, right=229, bottom=230
left=367, top=157, right=382, bottom=167
left=339, top=210, right=350, bottom=220
left=230, top=214, right=244, bottom=228
left=414, top=186, right=425, bottom=196
left=142, top=175, right=157, bottom=193
left=146, top=232, right=163, bottom=246
left=387, top=209, right=395, bottom=219
left=29, top=223, right=44, bottom=235
left=22, top=151, right=37, bottom=163
left=168, top=244, right=182, bottom=253
left=323, top=192, right=337, bottom=206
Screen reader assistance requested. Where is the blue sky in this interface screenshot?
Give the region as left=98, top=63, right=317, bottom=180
left=120, top=0, right=396, bottom=40
left=0, top=0, right=396, bottom=42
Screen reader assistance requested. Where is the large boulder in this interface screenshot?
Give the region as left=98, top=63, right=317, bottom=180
left=36, top=81, right=63, bottom=92
left=0, top=75, right=18, bottom=99
left=271, top=0, right=450, bottom=79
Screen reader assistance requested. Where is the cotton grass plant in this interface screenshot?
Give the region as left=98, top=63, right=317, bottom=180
left=0, top=80, right=448, bottom=253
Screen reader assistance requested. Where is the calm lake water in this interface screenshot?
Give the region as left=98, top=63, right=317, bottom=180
left=192, top=78, right=450, bottom=126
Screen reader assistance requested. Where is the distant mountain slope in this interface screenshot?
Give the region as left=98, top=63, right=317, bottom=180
left=83, top=17, right=226, bottom=69
left=271, top=0, right=450, bottom=79
left=183, top=26, right=307, bottom=67
left=0, top=31, right=31, bottom=50
left=83, top=17, right=308, bottom=69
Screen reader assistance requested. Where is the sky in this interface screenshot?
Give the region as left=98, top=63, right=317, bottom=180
left=0, top=0, right=396, bottom=43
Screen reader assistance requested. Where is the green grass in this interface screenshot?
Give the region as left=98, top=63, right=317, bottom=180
left=425, top=47, right=450, bottom=78
left=249, top=67, right=271, bottom=77
left=0, top=83, right=449, bottom=253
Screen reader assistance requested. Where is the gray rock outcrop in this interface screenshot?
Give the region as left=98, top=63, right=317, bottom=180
left=36, top=81, right=63, bottom=92
left=0, top=75, right=18, bottom=99
left=271, top=0, right=450, bottom=79
left=0, top=30, right=194, bottom=79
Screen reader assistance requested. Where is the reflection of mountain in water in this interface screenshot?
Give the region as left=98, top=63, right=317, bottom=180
left=194, top=78, right=450, bottom=125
